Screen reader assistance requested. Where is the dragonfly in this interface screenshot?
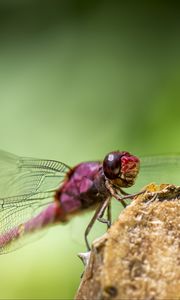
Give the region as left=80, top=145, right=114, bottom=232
left=0, top=149, right=179, bottom=253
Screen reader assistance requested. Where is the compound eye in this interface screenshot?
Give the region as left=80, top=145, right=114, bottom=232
left=103, top=152, right=121, bottom=179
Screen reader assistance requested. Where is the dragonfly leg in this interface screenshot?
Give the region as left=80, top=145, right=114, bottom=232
left=105, top=181, right=127, bottom=207
left=105, top=180, right=145, bottom=204
left=97, top=201, right=112, bottom=228
left=120, top=190, right=145, bottom=200
left=118, top=188, right=130, bottom=196
left=117, top=188, right=145, bottom=198
left=97, top=217, right=111, bottom=227
left=107, top=201, right=112, bottom=227
left=84, top=197, right=111, bottom=251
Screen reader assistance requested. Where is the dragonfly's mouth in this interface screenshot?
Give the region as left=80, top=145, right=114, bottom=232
left=123, top=168, right=139, bottom=179
left=120, top=172, right=139, bottom=186
left=111, top=176, right=136, bottom=188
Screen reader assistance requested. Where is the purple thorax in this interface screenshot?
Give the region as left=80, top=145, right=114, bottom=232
left=58, top=162, right=109, bottom=213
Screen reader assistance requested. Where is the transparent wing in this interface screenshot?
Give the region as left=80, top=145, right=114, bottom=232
left=0, top=149, right=70, bottom=197
left=130, top=154, right=180, bottom=193
left=0, top=192, right=54, bottom=254
left=0, top=150, right=71, bottom=254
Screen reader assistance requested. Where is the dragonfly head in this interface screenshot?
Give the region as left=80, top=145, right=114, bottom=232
left=103, top=151, right=140, bottom=187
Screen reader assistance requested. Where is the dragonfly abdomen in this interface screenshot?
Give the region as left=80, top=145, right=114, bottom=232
left=0, top=203, right=66, bottom=252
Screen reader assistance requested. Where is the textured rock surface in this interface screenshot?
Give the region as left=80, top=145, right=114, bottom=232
left=75, top=184, right=180, bottom=300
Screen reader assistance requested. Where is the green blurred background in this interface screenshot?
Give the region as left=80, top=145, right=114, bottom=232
left=0, top=1, right=180, bottom=299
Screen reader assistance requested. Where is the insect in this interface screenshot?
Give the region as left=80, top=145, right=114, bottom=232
left=0, top=149, right=179, bottom=253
